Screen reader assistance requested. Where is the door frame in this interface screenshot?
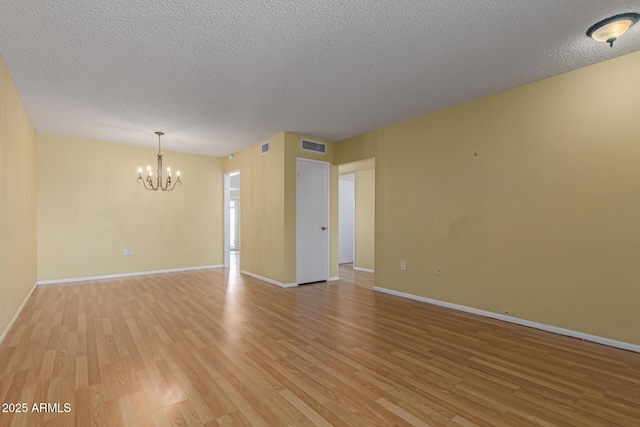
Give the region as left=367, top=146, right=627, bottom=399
left=224, top=170, right=240, bottom=268
left=296, top=157, right=330, bottom=284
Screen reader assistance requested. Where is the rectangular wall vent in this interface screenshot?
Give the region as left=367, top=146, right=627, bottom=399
left=301, top=139, right=326, bottom=154
left=261, top=141, right=270, bottom=154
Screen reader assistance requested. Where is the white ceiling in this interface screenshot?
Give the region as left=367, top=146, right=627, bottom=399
left=1, top=1, right=639, bottom=157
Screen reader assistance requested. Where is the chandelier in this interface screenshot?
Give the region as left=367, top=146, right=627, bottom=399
left=137, top=131, right=182, bottom=191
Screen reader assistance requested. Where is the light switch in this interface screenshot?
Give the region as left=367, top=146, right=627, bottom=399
left=128, top=248, right=134, bottom=256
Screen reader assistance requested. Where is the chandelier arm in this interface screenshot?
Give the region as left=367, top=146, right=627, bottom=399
left=138, top=176, right=156, bottom=191
left=160, top=175, right=172, bottom=191
left=172, top=177, right=181, bottom=190
left=147, top=174, right=159, bottom=191
left=163, top=180, right=182, bottom=192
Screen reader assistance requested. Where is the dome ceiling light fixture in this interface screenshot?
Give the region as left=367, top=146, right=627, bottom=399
left=137, top=131, right=182, bottom=191
left=586, top=12, right=640, bottom=47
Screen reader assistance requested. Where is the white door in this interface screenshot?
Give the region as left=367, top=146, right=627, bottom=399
left=297, top=158, right=329, bottom=284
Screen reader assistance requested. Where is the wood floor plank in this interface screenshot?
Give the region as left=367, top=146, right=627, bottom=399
left=376, top=397, right=434, bottom=427
left=1, top=264, right=639, bottom=426
left=279, top=388, right=333, bottom=427
left=75, top=355, right=88, bottom=389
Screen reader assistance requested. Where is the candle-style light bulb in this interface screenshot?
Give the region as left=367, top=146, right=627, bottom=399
left=138, top=167, right=143, bottom=173
left=167, top=167, right=171, bottom=176
left=176, top=171, right=181, bottom=177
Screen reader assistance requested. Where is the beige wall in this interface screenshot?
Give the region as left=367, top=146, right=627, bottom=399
left=225, top=131, right=338, bottom=284
left=336, top=50, right=640, bottom=346
left=354, top=168, right=375, bottom=271
left=37, top=134, right=224, bottom=280
left=0, top=56, right=37, bottom=338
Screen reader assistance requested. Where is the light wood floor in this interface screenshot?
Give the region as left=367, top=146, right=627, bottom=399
left=1, top=265, right=640, bottom=426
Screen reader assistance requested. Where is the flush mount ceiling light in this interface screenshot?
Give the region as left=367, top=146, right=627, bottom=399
left=137, top=132, right=182, bottom=191
left=587, top=13, right=640, bottom=47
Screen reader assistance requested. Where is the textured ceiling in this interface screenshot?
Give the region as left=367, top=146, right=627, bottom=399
left=1, top=1, right=639, bottom=156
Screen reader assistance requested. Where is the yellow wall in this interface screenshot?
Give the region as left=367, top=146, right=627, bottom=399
left=225, top=132, right=338, bottom=284
left=336, top=50, right=640, bottom=346
left=335, top=133, right=377, bottom=165
left=354, top=168, right=375, bottom=271
left=37, top=134, right=224, bottom=280
left=225, top=133, right=287, bottom=283
left=0, top=56, right=37, bottom=337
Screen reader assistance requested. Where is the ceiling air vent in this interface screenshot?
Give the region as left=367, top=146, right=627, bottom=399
left=261, top=141, right=270, bottom=154
left=301, top=139, right=326, bottom=154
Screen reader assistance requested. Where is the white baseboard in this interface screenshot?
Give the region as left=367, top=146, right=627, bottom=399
left=353, top=266, right=375, bottom=273
left=0, top=282, right=38, bottom=346
left=240, top=270, right=297, bottom=288
left=373, top=286, right=640, bottom=354
left=327, top=276, right=340, bottom=282
left=37, top=265, right=223, bottom=285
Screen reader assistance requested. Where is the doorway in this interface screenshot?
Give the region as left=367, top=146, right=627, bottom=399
left=339, top=174, right=355, bottom=264
left=337, top=158, right=375, bottom=274
left=224, top=171, right=240, bottom=270
left=296, top=158, right=330, bottom=284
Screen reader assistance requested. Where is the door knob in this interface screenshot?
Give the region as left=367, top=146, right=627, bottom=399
left=321, top=226, right=327, bottom=231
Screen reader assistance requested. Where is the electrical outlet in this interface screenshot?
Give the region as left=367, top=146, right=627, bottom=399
left=128, top=248, right=134, bottom=256
left=436, top=265, right=443, bottom=276
left=400, top=260, right=407, bottom=271
left=123, top=249, right=128, bottom=256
